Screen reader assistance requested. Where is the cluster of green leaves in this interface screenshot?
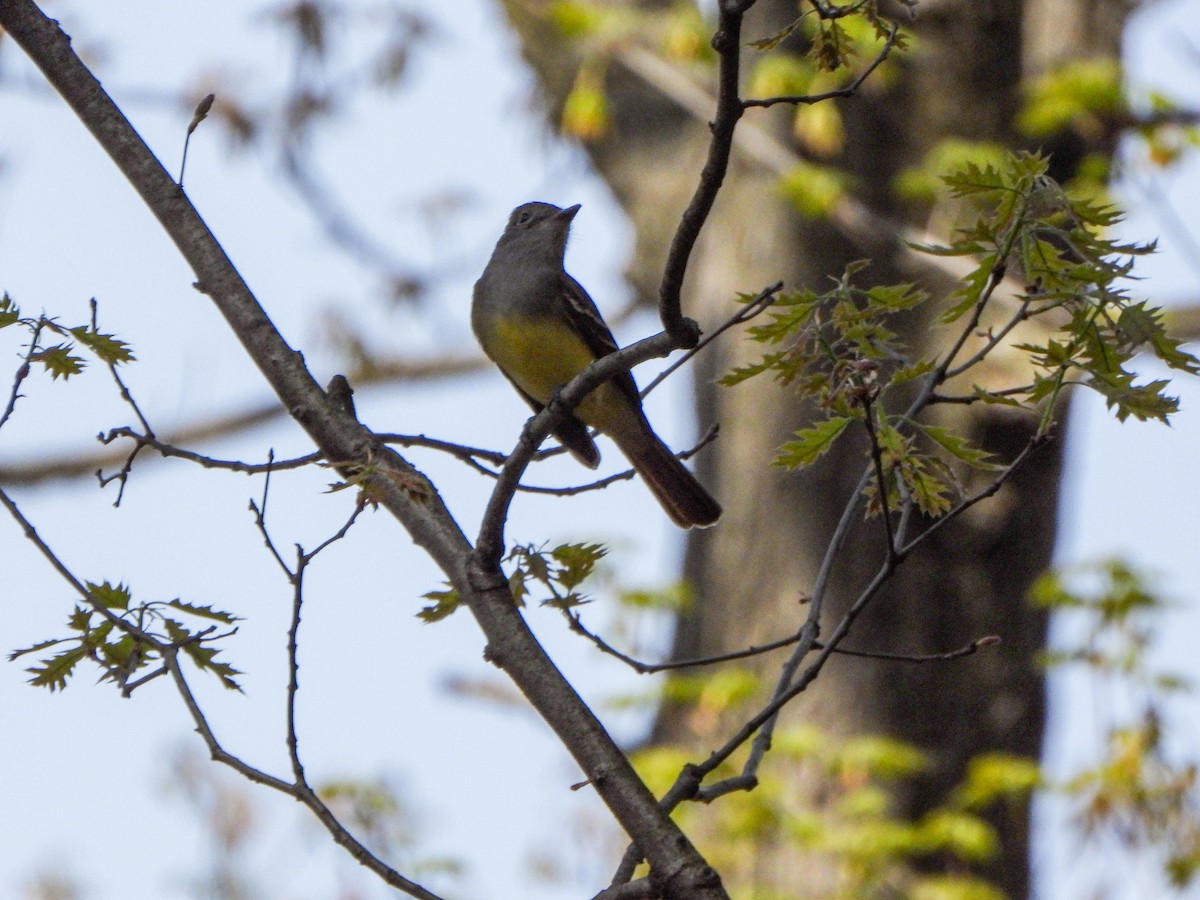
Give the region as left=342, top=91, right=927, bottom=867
left=723, top=263, right=972, bottom=518
left=8, top=580, right=242, bottom=692
left=935, top=155, right=1197, bottom=424
left=636, top=719, right=1037, bottom=900
left=749, top=1, right=905, bottom=75
left=0, top=292, right=134, bottom=381
left=505, top=541, right=608, bottom=610
left=616, top=558, right=1197, bottom=897
left=728, top=151, right=1198, bottom=520
left=419, top=541, right=608, bottom=621
left=1032, top=561, right=1200, bottom=887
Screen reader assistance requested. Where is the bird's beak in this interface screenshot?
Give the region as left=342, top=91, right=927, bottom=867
left=556, top=204, right=582, bottom=224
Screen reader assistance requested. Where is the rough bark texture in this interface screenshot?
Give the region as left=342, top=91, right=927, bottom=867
left=502, top=0, right=1132, bottom=895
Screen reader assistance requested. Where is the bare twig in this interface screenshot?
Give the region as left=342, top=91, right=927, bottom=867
left=163, top=647, right=446, bottom=899
left=285, top=501, right=365, bottom=784
left=639, top=281, right=783, bottom=399
left=567, top=608, right=996, bottom=673
left=98, top=426, right=323, bottom=474
left=177, top=92, right=214, bottom=190
left=0, top=318, right=45, bottom=432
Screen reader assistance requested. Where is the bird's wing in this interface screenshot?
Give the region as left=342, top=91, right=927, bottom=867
left=557, top=274, right=642, bottom=408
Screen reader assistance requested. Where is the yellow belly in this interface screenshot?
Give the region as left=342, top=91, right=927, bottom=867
left=484, top=315, right=634, bottom=436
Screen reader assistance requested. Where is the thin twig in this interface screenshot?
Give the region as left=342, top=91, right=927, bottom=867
left=567, top=609, right=996, bottom=673
left=97, top=426, right=322, bottom=474
left=472, top=426, right=719, bottom=497
left=0, top=319, right=45, bottom=432
left=898, top=433, right=1050, bottom=558
left=639, top=281, right=783, bottom=399
left=943, top=295, right=1034, bottom=381
left=249, top=453, right=294, bottom=578
left=163, top=648, right=446, bottom=900
left=286, top=549, right=308, bottom=784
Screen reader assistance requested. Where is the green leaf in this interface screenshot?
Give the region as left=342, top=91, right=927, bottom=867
left=551, top=542, right=606, bottom=591
left=890, top=358, right=936, bottom=385
left=86, top=580, right=131, bottom=610
left=0, top=292, right=19, bottom=328
left=171, top=623, right=242, bottom=691
left=916, top=424, right=1002, bottom=470
left=720, top=350, right=789, bottom=386
left=775, top=416, right=854, bottom=469
left=748, top=18, right=803, bottom=52
left=67, top=605, right=93, bottom=632
left=1089, top=374, right=1179, bottom=423
left=68, top=325, right=135, bottom=365
left=418, top=585, right=460, bottom=622
left=1115, top=304, right=1200, bottom=374
left=522, top=546, right=550, bottom=585
left=941, top=161, right=1012, bottom=200
left=26, top=646, right=88, bottom=691
left=866, top=282, right=927, bottom=310
left=937, top=254, right=996, bottom=324
left=967, top=386, right=1026, bottom=408
left=32, top=343, right=85, bottom=379
left=812, top=19, right=852, bottom=72
left=894, top=139, right=1011, bottom=204
left=83, top=619, right=115, bottom=650
left=896, top=453, right=954, bottom=518
left=165, top=599, right=241, bottom=623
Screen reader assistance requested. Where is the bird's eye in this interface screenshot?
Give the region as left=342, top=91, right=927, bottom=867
left=516, top=210, right=533, bottom=225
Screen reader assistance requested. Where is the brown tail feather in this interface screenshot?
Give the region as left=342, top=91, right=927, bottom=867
left=618, top=431, right=721, bottom=529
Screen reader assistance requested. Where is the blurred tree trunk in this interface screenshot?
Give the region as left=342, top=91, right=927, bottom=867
left=501, top=0, right=1131, bottom=895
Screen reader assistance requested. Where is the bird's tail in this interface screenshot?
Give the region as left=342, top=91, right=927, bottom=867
left=620, top=430, right=721, bottom=529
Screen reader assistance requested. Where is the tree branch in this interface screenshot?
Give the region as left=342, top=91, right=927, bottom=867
left=656, top=0, right=753, bottom=338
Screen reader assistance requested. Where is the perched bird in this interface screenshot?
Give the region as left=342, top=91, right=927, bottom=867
left=472, top=201, right=721, bottom=529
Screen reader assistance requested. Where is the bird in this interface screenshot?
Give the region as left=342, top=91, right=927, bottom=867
left=472, top=201, right=721, bottom=529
